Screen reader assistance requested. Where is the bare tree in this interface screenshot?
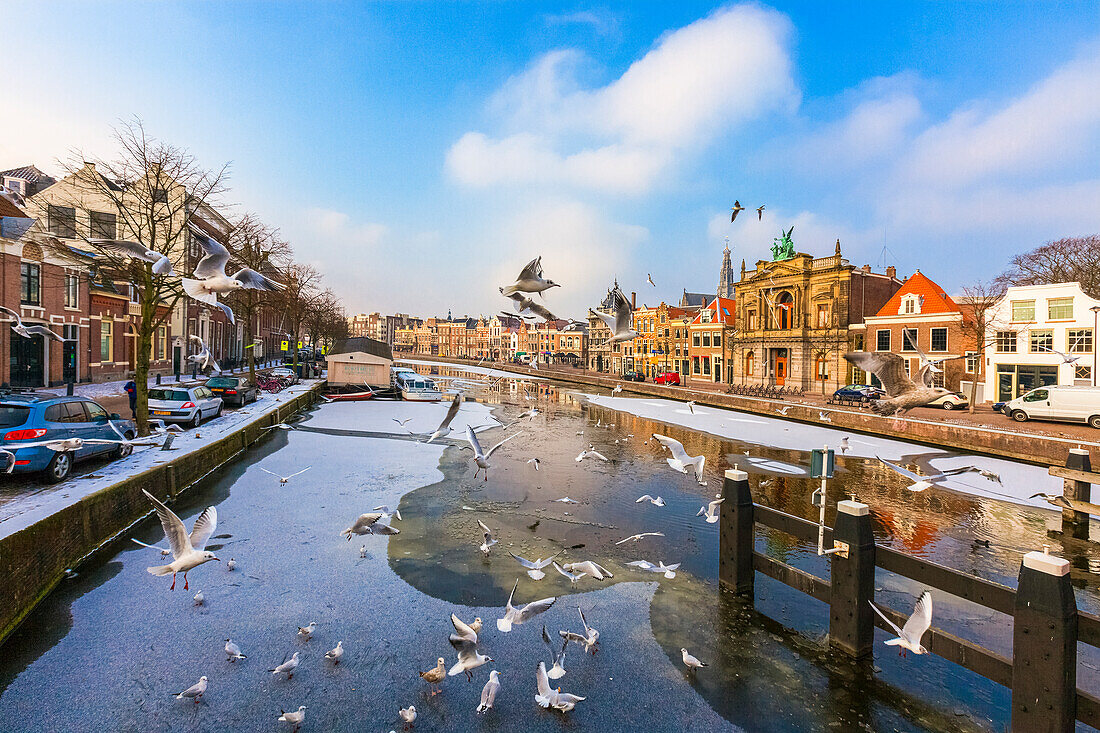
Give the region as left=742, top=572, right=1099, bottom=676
left=304, top=289, right=347, bottom=356
left=996, top=235, right=1100, bottom=298
left=958, top=280, right=1006, bottom=413
left=47, top=120, right=228, bottom=436
left=277, top=263, right=323, bottom=371
left=222, top=214, right=292, bottom=380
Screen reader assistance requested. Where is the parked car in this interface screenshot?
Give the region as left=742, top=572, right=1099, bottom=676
left=0, top=394, right=136, bottom=483
left=654, top=372, right=681, bottom=386
left=148, top=385, right=223, bottom=428
left=268, top=367, right=299, bottom=385
left=1004, top=385, right=1100, bottom=428
left=992, top=402, right=1007, bottom=414
left=927, top=391, right=969, bottom=410
left=204, top=376, right=259, bottom=407
left=623, top=371, right=645, bottom=382
left=832, top=384, right=884, bottom=402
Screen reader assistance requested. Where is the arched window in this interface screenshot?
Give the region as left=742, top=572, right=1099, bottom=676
left=814, top=353, right=828, bottom=381
left=745, top=350, right=755, bottom=377
left=777, top=292, right=794, bottom=329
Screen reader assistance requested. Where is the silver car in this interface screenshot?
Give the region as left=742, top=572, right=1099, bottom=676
left=148, top=385, right=223, bottom=428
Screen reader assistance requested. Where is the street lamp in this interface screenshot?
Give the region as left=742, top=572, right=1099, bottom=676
left=1091, top=305, right=1100, bottom=386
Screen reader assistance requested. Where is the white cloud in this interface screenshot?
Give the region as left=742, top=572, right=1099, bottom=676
left=543, top=9, right=620, bottom=37
left=306, top=207, right=388, bottom=248
left=448, top=3, right=798, bottom=195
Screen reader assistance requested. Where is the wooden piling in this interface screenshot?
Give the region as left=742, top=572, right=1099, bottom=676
left=1012, top=550, right=1076, bottom=732
left=1063, top=448, right=1092, bottom=537
left=719, top=468, right=754, bottom=597
left=829, top=500, right=875, bottom=658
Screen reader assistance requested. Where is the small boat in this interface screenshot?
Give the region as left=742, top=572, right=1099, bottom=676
left=323, top=390, right=375, bottom=402
left=392, top=368, right=443, bottom=402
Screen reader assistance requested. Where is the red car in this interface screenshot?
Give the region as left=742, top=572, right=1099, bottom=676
left=654, top=372, right=680, bottom=385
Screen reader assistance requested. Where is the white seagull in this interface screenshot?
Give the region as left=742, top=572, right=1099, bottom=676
left=278, top=706, right=307, bottom=731
left=593, top=286, right=639, bottom=344
left=142, top=489, right=219, bottom=590
left=612, top=385, right=623, bottom=396
left=635, top=494, right=666, bottom=507
left=696, top=495, right=725, bottom=523
left=575, top=446, right=609, bottom=463
left=87, top=238, right=174, bottom=275
left=478, top=519, right=498, bottom=556
left=449, top=613, right=492, bottom=680
left=819, top=411, right=832, bottom=422
left=325, top=641, right=344, bottom=664
left=681, top=648, right=707, bottom=671
left=869, top=591, right=932, bottom=656
left=342, top=511, right=398, bottom=538
left=270, top=651, right=300, bottom=679
left=552, top=561, right=586, bottom=584
left=560, top=607, right=600, bottom=653
left=424, top=393, right=463, bottom=443
left=541, top=624, right=569, bottom=679
left=182, top=231, right=284, bottom=305
left=173, top=675, right=208, bottom=703
left=876, top=456, right=985, bottom=493
left=131, top=537, right=171, bottom=556
left=628, top=560, right=681, bottom=579
left=373, top=505, right=402, bottom=522
left=225, top=639, right=246, bottom=661
left=259, top=466, right=311, bottom=484
left=527, top=457, right=541, bottom=471
left=535, top=661, right=585, bottom=712
left=501, top=256, right=559, bottom=297
left=477, top=670, right=501, bottom=713
left=560, top=561, right=613, bottom=581
left=652, top=433, right=707, bottom=485
left=497, top=578, right=556, bottom=632
left=186, top=334, right=220, bottom=373
left=509, top=550, right=562, bottom=580
left=555, top=496, right=579, bottom=503
left=465, top=425, right=521, bottom=481
left=297, top=621, right=316, bottom=640
left=0, top=305, right=69, bottom=341
left=399, top=706, right=417, bottom=729
left=615, top=532, right=665, bottom=545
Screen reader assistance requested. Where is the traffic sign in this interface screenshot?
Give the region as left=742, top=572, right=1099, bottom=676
left=810, top=448, right=835, bottom=479
left=280, top=340, right=289, bottom=350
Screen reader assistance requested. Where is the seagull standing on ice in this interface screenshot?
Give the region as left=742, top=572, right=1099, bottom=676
left=697, top=495, right=725, bottom=523
left=535, top=662, right=585, bottom=712
left=141, top=489, right=219, bottom=590
left=418, top=658, right=446, bottom=695
left=497, top=578, right=556, bottom=632
left=399, top=706, right=417, bottom=729
left=652, top=434, right=707, bottom=485
left=278, top=706, right=307, bottom=731
left=325, top=641, right=344, bottom=664
left=172, top=675, right=208, bottom=703
left=297, top=622, right=316, bottom=640
left=477, top=670, right=501, bottom=713
left=510, top=550, right=562, bottom=580
left=225, top=639, right=246, bottom=661
left=869, top=591, right=932, bottom=656
left=270, top=652, right=300, bottom=679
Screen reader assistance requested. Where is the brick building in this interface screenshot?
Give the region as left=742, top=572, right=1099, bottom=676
left=689, top=295, right=735, bottom=384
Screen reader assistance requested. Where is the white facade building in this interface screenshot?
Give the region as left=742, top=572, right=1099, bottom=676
left=984, top=282, right=1100, bottom=402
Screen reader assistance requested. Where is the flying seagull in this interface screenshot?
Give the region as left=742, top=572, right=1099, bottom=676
left=527, top=457, right=541, bottom=471
left=182, top=231, right=283, bottom=305
left=424, top=393, right=463, bottom=443
left=510, top=550, right=562, bottom=580
left=615, top=532, right=665, bottom=545
left=560, top=607, right=600, bottom=653
left=594, top=286, right=639, bottom=344
left=535, top=661, right=585, bottom=712
left=86, top=238, right=174, bottom=275
left=876, top=456, right=986, bottom=492
left=869, top=591, right=932, bottom=656
left=1029, top=493, right=1100, bottom=515
left=541, top=624, right=569, bottom=679
left=497, top=578, right=556, bottom=632
left=341, top=512, right=399, bottom=538
left=142, top=489, right=219, bottom=590
left=0, top=305, right=69, bottom=341
left=560, top=561, right=613, bottom=581
left=259, top=466, right=311, bottom=484
left=627, top=560, right=681, bottom=579
left=477, top=519, right=498, bottom=555
left=187, top=334, right=220, bottom=373
left=449, top=612, right=492, bottom=680
left=844, top=352, right=953, bottom=417
left=756, top=204, right=765, bottom=220
left=575, top=446, right=609, bottom=463
left=647, top=273, right=656, bottom=287
left=552, top=561, right=587, bottom=585
left=652, top=434, right=707, bottom=485
left=501, top=256, right=559, bottom=297
left=1038, top=344, right=1083, bottom=364
left=730, top=200, right=745, bottom=222
left=696, top=495, right=725, bottom=523
left=635, top=494, right=666, bottom=507
left=465, top=425, right=521, bottom=481
left=500, top=287, right=559, bottom=321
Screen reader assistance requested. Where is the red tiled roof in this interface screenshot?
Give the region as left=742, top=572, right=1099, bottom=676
left=690, top=295, right=736, bottom=325
left=874, top=271, right=959, bottom=317
left=0, top=196, right=27, bottom=219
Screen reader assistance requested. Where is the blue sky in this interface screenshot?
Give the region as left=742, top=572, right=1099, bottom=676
left=3, top=1, right=1099, bottom=318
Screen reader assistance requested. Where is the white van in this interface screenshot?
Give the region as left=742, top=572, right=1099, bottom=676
left=1005, top=385, right=1100, bottom=428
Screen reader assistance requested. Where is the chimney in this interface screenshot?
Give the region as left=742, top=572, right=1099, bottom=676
left=886, top=266, right=897, bottom=279
left=862, top=264, right=871, bottom=274
left=631, top=291, right=636, bottom=310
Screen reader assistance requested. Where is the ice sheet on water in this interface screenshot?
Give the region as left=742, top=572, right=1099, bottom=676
left=397, top=358, right=547, bottom=381
left=584, top=393, right=1061, bottom=509
left=305, top=398, right=500, bottom=435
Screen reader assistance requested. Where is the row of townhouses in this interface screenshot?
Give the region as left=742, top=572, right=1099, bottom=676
left=368, top=232, right=1100, bottom=404
left=0, top=163, right=289, bottom=388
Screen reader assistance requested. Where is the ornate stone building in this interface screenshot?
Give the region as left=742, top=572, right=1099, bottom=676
left=728, top=236, right=901, bottom=392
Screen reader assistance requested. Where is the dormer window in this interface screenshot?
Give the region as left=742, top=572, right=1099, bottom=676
left=899, top=294, right=922, bottom=315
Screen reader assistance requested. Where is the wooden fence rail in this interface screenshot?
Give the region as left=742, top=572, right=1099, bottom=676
left=719, top=466, right=1098, bottom=732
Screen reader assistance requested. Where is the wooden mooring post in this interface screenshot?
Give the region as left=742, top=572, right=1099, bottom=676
left=719, top=468, right=753, bottom=597
left=1062, top=448, right=1092, bottom=538
left=1012, top=550, right=1076, bottom=732
left=829, top=500, right=875, bottom=659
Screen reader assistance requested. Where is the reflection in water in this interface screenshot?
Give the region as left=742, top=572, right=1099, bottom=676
left=392, top=364, right=1095, bottom=730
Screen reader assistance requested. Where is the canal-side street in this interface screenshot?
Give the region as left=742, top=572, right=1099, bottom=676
left=2, top=365, right=1097, bottom=732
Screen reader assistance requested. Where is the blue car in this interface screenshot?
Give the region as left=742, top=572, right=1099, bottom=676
left=832, top=384, right=885, bottom=402
left=992, top=402, right=1007, bottom=414
left=0, top=393, right=136, bottom=483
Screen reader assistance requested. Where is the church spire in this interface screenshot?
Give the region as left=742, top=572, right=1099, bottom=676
left=718, top=238, right=735, bottom=299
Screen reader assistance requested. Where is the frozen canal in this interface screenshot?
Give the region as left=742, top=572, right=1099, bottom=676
left=1, top=364, right=1098, bottom=732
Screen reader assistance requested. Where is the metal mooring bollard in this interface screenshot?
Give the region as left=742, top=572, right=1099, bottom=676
left=829, top=500, right=875, bottom=658
left=1012, top=550, right=1076, bottom=732
left=66, top=380, right=74, bottom=396
left=1063, top=448, right=1092, bottom=536
left=156, top=374, right=161, bottom=385
left=719, top=468, right=754, bottom=598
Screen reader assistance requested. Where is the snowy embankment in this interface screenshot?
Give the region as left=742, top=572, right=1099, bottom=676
left=396, top=358, right=546, bottom=381
left=0, top=380, right=323, bottom=539
left=582, top=393, right=1061, bottom=509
